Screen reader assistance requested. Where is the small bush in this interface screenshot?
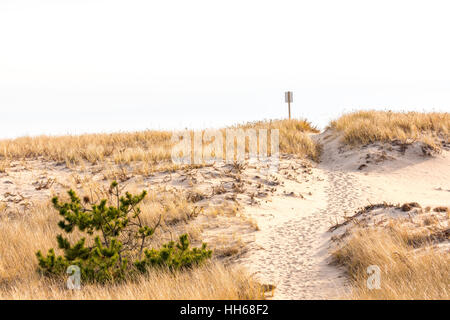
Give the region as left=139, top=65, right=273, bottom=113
left=36, top=181, right=212, bottom=283
left=134, top=234, right=211, bottom=272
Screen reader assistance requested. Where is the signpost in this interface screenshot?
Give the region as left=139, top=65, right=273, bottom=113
left=285, top=91, right=293, bottom=120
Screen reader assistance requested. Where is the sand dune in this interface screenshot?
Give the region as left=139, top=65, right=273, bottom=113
left=237, top=129, right=449, bottom=299
left=0, top=121, right=448, bottom=299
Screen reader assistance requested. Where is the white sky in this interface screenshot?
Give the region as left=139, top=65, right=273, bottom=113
left=1, top=0, right=449, bottom=138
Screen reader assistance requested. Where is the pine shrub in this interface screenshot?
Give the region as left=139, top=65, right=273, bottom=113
left=36, top=181, right=212, bottom=283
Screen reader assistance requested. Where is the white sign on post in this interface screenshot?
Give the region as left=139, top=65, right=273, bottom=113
left=285, top=91, right=293, bottom=119
left=285, top=91, right=293, bottom=103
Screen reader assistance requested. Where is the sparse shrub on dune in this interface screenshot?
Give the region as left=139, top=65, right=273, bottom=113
left=36, top=181, right=212, bottom=283
left=0, top=185, right=263, bottom=299
left=330, top=111, right=450, bottom=148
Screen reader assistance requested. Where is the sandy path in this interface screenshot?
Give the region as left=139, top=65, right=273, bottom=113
left=237, top=132, right=371, bottom=299
left=239, top=161, right=363, bottom=299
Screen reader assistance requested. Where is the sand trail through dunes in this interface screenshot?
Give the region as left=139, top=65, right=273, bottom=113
left=238, top=130, right=450, bottom=299
left=238, top=160, right=366, bottom=299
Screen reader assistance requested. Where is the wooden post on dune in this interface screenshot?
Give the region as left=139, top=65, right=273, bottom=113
left=285, top=91, right=293, bottom=120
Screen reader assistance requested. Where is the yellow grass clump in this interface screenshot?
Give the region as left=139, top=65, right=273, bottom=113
left=0, top=263, right=263, bottom=300
left=0, top=131, right=173, bottom=165
left=332, top=220, right=450, bottom=299
left=235, top=119, right=321, bottom=161
left=0, top=119, right=321, bottom=165
left=330, top=110, right=450, bottom=147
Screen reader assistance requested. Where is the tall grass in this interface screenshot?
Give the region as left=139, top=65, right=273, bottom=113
left=0, top=119, right=320, bottom=165
left=330, top=111, right=450, bottom=146
left=332, top=220, right=450, bottom=299
left=0, top=131, right=173, bottom=165
left=0, top=262, right=263, bottom=300
left=0, top=263, right=263, bottom=300
left=235, top=119, right=321, bottom=161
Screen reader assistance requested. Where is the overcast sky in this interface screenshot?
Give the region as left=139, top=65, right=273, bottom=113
left=0, top=0, right=449, bottom=138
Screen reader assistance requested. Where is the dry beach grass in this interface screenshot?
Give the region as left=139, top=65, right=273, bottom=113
left=0, top=119, right=319, bottom=166
left=332, top=205, right=449, bottom=299
left=330, top=110, right=449, bottom=148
